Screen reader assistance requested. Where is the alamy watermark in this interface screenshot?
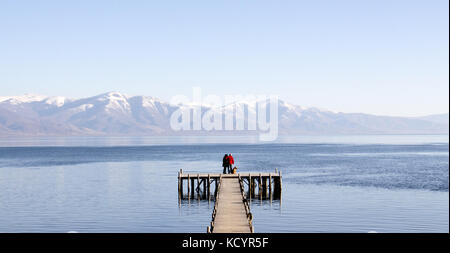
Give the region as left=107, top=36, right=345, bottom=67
left=169, top=87, right=279, bottom=141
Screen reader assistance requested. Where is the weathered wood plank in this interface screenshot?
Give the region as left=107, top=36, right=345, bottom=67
left=211, top=177, right=252, bottom=233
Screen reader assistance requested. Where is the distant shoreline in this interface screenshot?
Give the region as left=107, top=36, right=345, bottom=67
left=0, top=134, right=448, bottom=147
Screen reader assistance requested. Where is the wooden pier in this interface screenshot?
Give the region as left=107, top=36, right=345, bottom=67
left=177, top=169, right=282, bottom=233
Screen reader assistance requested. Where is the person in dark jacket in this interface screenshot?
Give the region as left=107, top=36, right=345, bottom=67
left=222, top=154, right=229, bottom=174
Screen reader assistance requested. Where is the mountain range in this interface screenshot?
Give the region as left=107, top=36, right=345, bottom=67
left=0, top=92, right=448, bottom=137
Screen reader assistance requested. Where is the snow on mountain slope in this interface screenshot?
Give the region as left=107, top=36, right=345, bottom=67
left=0, top=92, right=448, bottom=136
left=0, top=94, right=48, bottom=104
left=43, top=96, right=69, bottom=107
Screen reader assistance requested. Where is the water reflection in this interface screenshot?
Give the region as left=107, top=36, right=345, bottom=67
left=178, top=186, right=281, bottom=205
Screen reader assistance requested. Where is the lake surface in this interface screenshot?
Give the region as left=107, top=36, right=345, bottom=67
left=0, top=135, right=448, bottom=232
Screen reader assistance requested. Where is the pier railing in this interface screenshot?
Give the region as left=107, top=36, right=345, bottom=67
left=177, top=170, right=282, bottom=200
left=208, top=174, right=222, bottom=233
left=239, top=174, right=254, bottom=233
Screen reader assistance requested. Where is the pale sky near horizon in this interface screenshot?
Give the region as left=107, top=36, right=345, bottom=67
left=0, top=0, right=448, bottom=117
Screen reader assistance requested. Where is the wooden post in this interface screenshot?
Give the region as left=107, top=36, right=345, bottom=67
left=262, top=176, right=267, bottom=197
left=178, top=174, right=182, bottom=205
left=253, top=178, right=257, bottom=197
left=207, top=174, right=211, bottom=198
left=269, top=174, right=272, bottom=196
left=196, top=174, right=200, bottom=199
left=203, top=177, right=207, bottom=198
left=182, top=173, right=185, bottom=195
left=214, top=178, right=218, bottom=196
left=248, top=174, right=252, bottom=201
left=191, top=178, right=195, bottom=197
left=279, top=170, right=282, bottom=195
left=178, top=170, right=181, bottom=196
left=179, top=169, right=183, bottom=197
left=274, top=168, right=278, bottom=197
left=259, top=173, right=262, bottom=195
left=187, top=174, right=190, bottom=198
left=197, top=174, right=200, bottom=193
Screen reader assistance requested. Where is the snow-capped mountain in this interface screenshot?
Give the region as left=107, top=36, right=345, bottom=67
left=0, top=92, right=448, bottom=136
left=0, top=94, right=49, bottom=104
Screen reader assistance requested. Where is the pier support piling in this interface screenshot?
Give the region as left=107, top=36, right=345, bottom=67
left=207, top=174, right=211, bottom=198
left=187, top=174, right=190, bottom=198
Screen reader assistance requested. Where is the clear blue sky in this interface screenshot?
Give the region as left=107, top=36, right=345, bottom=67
left=0, top=0, right=448, bottom=116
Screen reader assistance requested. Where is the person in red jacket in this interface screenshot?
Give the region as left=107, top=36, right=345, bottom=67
left=227, top=153, right=234, bottom=174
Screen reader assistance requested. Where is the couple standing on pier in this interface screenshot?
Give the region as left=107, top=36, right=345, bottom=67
left=222, top=154, right=235, bottom=174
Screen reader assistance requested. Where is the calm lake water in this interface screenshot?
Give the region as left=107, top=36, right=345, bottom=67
left=0, top=135, right=448, bottom=232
